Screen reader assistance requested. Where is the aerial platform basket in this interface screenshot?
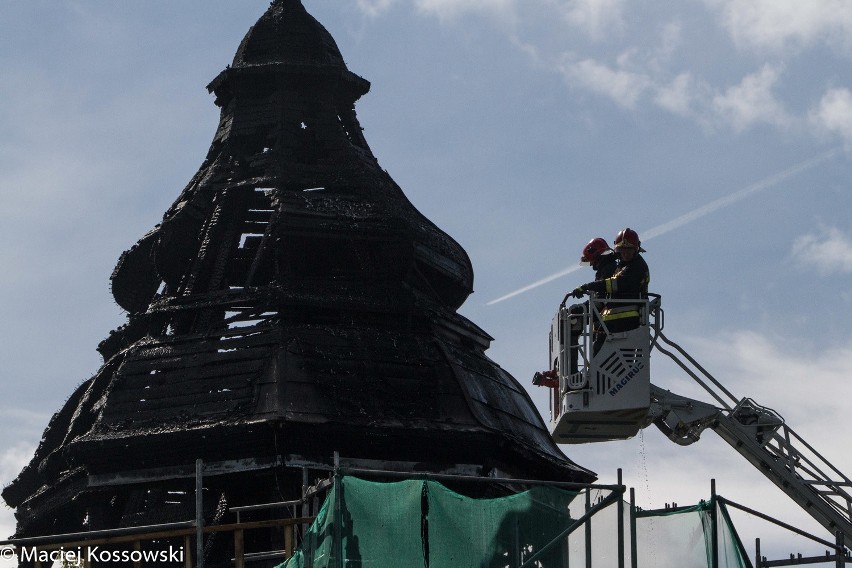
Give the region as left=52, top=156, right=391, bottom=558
left=548, top=295, right=661, bottom=444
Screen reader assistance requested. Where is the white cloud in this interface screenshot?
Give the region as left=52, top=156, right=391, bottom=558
left=558, top=56, right=652, bottom=109
left=558, top=0, right=627, bottom=41
left=408, top=0, right=627, bottom=41
left=706, top=0, right=852, bottom=54
left=791, top=225, right=852, bottom=275
left=557, top=56, right=795, bottom=131
left=393, top=0, right=845, bottom=139
left=680, top=330, right=852, bottom=433
left=356, top=0, right=398, bottom=17
left=651, top=21, right=684, bottom=71
left=712, top=64, right=791, bottom=131
left=385, top=0, right=851, bottom=141
left=810, top=88, right=852, bottom=143
left=0, top=443, right=36, bottom=542
left=414, top=0, right=517, bottom=22
left=654, top=73, right=695, bottom=116
left=0, top=444, right=34, bottom=490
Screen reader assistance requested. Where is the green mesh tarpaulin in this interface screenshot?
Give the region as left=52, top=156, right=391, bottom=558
left=564, top=493, right=633, bottom=566
left=280, top=475, right=578, bottom=568
left=718, top=501, right=752, bottom=568
left=427, top=480, right=578, bottom=566
left=281, top=477, right=426, bottom=568
left=635, top=500, right=750, bottom=568
left=280, top=475, right=751, bottom=567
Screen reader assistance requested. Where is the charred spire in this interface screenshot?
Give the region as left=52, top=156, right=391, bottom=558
left=4, top=1, right=592, bottom=541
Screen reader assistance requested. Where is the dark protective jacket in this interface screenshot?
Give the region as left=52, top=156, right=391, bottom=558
left=592, top=251, right=619, bottom=282
left=583, top=253, right=650, bottom=325
left=569, top=252, right=618, bottom=312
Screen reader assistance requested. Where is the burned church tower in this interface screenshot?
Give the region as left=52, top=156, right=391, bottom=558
left=4, top=0, right=592, bottom=537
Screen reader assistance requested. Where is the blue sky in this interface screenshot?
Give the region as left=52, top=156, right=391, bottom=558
left=2, top=0, right=852, bottom=560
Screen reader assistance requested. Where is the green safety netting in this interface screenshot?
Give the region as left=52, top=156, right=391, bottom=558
left=718, top=501, right=752, bottom=568
left=563, top=491, right=632, bottom=566
left=635, top=500, right=750, bottom=568
left=279, top=475, right=750, bottom=568
left=279, top=475, right=578, bottom=568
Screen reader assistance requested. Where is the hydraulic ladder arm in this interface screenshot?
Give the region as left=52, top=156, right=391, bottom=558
left=649, top=330, right=852, bottom=541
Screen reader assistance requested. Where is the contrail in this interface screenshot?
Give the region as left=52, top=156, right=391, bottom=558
left=487, top=148, right=841, bottom=306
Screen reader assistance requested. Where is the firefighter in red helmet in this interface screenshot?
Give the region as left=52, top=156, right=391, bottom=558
left=573, top=236, right=619, bottom=363
left=580, top=237, right=618, bottom=281
left=572, top=228, right=650, bottom=354
left=533, top=237, right=618, bottom=388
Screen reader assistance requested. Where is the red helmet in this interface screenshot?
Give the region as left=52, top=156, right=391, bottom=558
left=614, top=228, right=646, bottom=252
left=580, top=237, right=611, bottom=265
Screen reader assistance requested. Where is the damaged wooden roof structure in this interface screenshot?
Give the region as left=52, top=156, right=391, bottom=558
left=3, top=0, right=593, bottom=545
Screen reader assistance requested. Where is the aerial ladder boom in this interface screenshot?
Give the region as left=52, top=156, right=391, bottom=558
left=543, top=295, right=852, bottom=541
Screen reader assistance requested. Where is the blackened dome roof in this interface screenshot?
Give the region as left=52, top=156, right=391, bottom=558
left=233, top=0, right=346, bottom=69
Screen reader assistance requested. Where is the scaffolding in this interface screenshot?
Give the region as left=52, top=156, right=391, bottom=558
left=2, top=460, right=850, bottom=567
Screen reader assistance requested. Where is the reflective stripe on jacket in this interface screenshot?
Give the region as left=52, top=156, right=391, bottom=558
left=601, top=304, right=641, bottom=321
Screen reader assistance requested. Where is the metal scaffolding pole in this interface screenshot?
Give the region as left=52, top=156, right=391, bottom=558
left=196, top=459, right=204, bottom=568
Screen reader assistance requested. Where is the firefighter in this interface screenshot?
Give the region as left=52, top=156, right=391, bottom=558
left=569, top=238, right=618, bottom=368
left=532, top=237, right=617, bottom=388
left=572, top=228, right=650, bottom=354
left=580, top=237, right=618, bottom=281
